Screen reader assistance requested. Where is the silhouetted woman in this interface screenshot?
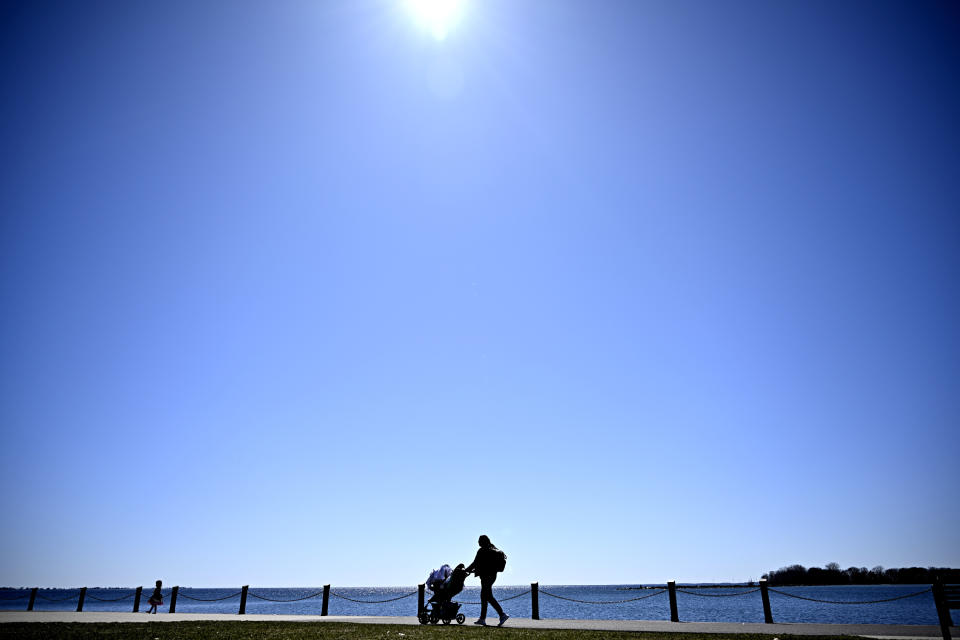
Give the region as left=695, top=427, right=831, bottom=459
left=465, top=535, right=509, bottom=626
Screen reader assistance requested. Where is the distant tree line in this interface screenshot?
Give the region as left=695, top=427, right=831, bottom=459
left=761, top=563, right=960, bottom=586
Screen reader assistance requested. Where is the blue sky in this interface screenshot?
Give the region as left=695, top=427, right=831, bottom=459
left=1, top=0, right=958, bottom=588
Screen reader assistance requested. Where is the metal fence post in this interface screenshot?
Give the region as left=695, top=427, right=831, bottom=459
left=239, top=585, right=249, bottom=615
left=321, top=584, right=330, bottom=616
left=76, top=587, right=87, bottom=612
left=417, top=584, right=425, bottom=615
left=27, top=588, right=37, bottom=612
left=933, top=579, right=952, bottom=640
left=760, top=579, right=773, bottom=624
left=531, top=582, right=540, bottom=620
left=169, top=586, right=178, bottom=613
left=667, top=581, right=678, bottom=622
left=133, top=586, right=142, bottom=612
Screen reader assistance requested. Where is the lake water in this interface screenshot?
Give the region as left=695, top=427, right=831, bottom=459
left=0, top=584, right=940, bottom=625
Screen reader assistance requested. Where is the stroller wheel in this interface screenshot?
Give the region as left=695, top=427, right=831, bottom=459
left=418, top=612, right=429, bottom=625
left=429, top=611, right=440, bottom=624
left=442, top=618, right=451, bottom=625
left=456, top=613, right=466, bottom=624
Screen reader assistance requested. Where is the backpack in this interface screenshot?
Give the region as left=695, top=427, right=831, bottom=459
left=494, top=549, right=507, bottom=572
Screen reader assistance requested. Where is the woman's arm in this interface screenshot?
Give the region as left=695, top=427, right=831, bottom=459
left=465, top=549, right=482, bottom=573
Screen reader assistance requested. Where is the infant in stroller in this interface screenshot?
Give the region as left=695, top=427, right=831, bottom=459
left=419, top=563, right=469, bottom=625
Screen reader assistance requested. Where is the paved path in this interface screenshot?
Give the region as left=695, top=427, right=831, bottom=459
left=0, top=612, right=954, bottom=638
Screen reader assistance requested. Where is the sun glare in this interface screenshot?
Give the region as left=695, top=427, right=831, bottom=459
left=407, top=0, right=465, bottom=41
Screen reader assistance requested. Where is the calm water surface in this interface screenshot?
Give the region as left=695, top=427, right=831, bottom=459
left=0, top=585, right=939, bottom=625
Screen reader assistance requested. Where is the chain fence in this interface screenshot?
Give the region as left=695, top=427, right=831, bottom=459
left=35, top=591, right=81, bottom=602
left=539, top=588, right=668, bottom=604
left=177, top=590, right=243, bottom=602
left=677, top=588, right=761, bottom=597
left=9, top=582, right=943, bottom=621
left=330, top=590, right=418, bottom=604
left=497, top=589, right=532, bottom=603
left=456, top=589, right=531, bottom=605
left=86, top=591, right=137, bottom=602
left=248, top=590, right=325, bottom=603
left=767, top=587, right=933, bottom=605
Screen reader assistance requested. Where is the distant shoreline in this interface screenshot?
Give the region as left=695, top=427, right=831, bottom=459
left=617, top=583, right=937, bottom=590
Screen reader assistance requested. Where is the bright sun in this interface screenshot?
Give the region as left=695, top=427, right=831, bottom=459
left=407, top=0, right=465, bottom=41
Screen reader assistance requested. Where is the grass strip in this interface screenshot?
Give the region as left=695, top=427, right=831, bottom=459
left=0, top=621, right=870, bottom=640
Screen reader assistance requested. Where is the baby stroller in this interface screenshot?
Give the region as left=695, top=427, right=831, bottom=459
left=419, top=563, right=468, bottom=625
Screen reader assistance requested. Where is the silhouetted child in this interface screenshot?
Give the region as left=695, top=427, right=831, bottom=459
left=146, top=580, right=163, bottom=614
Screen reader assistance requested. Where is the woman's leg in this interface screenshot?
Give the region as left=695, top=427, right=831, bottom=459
left=479, top=581, right=489, bottom=619
left=481, top=578, right=504, bottom=617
